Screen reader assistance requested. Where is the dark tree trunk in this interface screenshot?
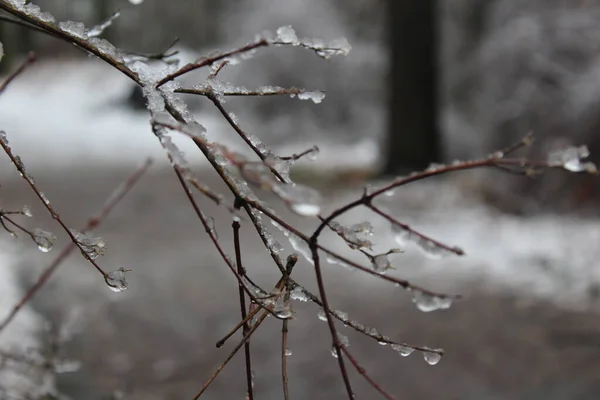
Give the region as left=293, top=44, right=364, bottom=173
left=382, top=0, right=441, bottom=175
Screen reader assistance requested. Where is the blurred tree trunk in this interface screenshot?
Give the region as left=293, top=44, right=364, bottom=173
left=382, top=0, right=441, bottom=175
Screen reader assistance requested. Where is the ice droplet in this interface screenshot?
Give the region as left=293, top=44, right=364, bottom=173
left=71, top=230, right=107, bottom=260
left=88, top=11, right=120, bottom=37
left=270, top=219, right=313, bottom=264
left=317, top=308, right=327, bottom=321
left=105, top=267, right=129, bottom=292
left=129, top=0, right=144, bottom=4
left=21, top=205, right=32, bottom=217
left=372, top=254, right=392, bottom=273
left=297, top=91, right=325, bottom=104
left=333, top=309, right=348, bottom=321
left=392, top=222, right=457, bottom=259
left=329, top=220, right=373, bottom=249
left=391, top=344, right=415, bottom=357
left=548, top=145, right=597, bottom=173
left=331, top=347, right=339, bottom=358
left=412, top=291, right=452, bottom=312
left=273, top=183, right=322, bottom=217
left=423, top=350, right=443, bottom=366
left=32, top=228, right=56, bottom=252
left=307, top=145, right=320, bottom=161
left=273, top=297, right=294, bottom=319
left=275, top=26, right=298, bottom=44
left=290, top=286, right=309, bottom=302
left=285, top=348, right=292, bottom=357
left=54, top=359, right=81, bottom=373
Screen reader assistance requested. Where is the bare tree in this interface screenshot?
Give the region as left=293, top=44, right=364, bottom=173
left=0, top=1, right=597, bottom=399
left=383, top=0, right=440, bottom=174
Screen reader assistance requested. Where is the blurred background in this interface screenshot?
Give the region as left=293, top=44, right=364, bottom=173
left=1, top=0, right=600, bottom=399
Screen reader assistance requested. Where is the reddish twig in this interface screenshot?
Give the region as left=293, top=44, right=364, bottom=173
left=340, top=345, right=397, bottom=400
left=156, top=38, right=269, bottom=88
left=233, top=220, right=254, bottom=400
left=368, top=203, right=464, bottom=256
left=0, top=52, right=36, bottom=95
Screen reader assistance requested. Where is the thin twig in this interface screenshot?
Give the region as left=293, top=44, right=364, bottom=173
left=0, top=52, right=36, bottom=95
left=215, top=306, right=261, bottom=349
left=193, top=310, right=269, bottom=400
left=340, top=345, right=397, bottom=400
left=368, top=203, right=464, bottom=256
left=233, top=220, right=254, bottom=400
left=157, top=38, right=269, bottom=87
left=282, top=319, right=290, bottom=400
left=177, top=86, right=322, bottom=98
left=308, top=243, right=355, bottom=399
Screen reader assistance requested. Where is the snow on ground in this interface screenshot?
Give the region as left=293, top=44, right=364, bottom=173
left=0, top=58, right=379, bottom=174
left=342, top=183, right=600, bottom=311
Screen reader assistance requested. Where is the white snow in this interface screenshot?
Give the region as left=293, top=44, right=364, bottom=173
left=0, top=58, right=378, bottom=175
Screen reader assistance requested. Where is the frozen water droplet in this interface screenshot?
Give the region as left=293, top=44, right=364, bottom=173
left=273, top=183, right=322, bottom=217
left=54, top=359, right=81, bottom=373
left=317, top=308, right=327, bottom=322
left=71, top=230, right=106, bottom=260
left=129, top=0, right=144, bottom=4
left=307, top=145, right=320, bottom=161
left=425, top=162, right=445, bottom=172
left=274, top=298, right=294, bottom=319
left=88, top=11, right=120, bottom=37
left=548, top=145, right=597, bottom=173
left=105, top=267, right=129, bottom=292
left=298, top=91, right=325, bottom=104
left=240, top=161, right=277, bottom=190
left=331, top=346, right=339, bottom=358
left=329, top=221, right=372, bottom=249
left=21, top=205, right=32, bottom=217
left=412, top=291, right=452, bottom=312
left=337, top=333, right=350, bottom=347
left=264, top=155, right=292, bottom=182
left=285, top=348, right=292, bottom=357
left=326, top=254, right=354, bottom=271
left=270, top=219, right=313, bottom=264
left=275, top=26, right=298, bottom=44
left=392, top=222, right=457, bottom=259
left=372, top=254, right=392, bottom=273
left=333, top=309, right=348, bottom=321
left=40, top=192, right=50, bottom=205
left=391, top=344, right=415, bottom=357
left=32, top=228, right=56, bottom=252
left=290, top=286, right=309, bottom=302
left=423, top=350, right=443, bottom=366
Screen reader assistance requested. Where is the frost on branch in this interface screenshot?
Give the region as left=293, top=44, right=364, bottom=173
left=88, top=11, right=120, bottom=38
left=328, top=220, right=374, bottom=250
left=70, top=230, right=107, bottom=260
left=548, top=145, right=598, bottom=173
left=273, top=25, right=352, bottom=59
